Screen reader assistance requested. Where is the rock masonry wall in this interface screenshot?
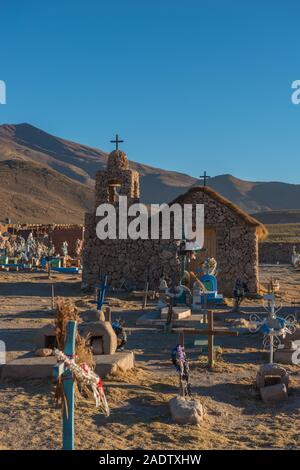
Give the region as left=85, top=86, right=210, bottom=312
left=82, top=150, right=259, bottom=296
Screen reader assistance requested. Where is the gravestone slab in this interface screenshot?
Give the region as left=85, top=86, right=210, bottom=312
left=1, top=351, right=134, bottom=379
left=161, top=306, right=191, bottom=320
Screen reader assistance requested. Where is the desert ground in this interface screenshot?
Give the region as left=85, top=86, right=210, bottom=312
left=0, top=265, right=300, bottom=450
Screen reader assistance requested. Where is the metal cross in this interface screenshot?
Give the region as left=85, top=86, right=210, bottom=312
left=249, top=294, right=296, bottom=363
left=110, top=134, right=124, bottom=150
left=199, top=171, right=211, bottom=187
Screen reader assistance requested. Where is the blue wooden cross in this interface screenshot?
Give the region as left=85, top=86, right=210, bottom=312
left=53, top=320, right=77, bottom=450
left=97, top=275, right=108, bottom=311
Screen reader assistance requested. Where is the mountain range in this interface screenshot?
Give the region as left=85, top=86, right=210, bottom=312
left=0, top=123, right=299, bottom=224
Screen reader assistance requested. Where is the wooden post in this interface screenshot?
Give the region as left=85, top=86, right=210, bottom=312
left=104, top=306, right=111, bottom=323
left=51, top=284, right=55, bottom=310
left=166, top=297, right=174, bottom=332
left=207, top=310, right=214, bottom=369
left=143, top=281, right=149, bottom=309
left=47, top=258, right=51, bottom=279
left=203, top=293, right=208, bottom=322
left=178, top=331, right=185, bottom=347
left=53, top=320, right=77, bottom=450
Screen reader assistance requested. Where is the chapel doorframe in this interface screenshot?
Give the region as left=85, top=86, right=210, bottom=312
left=189, top=226, right=217, bottom=274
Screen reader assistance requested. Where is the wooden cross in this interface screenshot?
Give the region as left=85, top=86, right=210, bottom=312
left=199, top=171, right=211, bottom=187
left=175, top=311, right=238, bottom=369
left=143, top=281, right=149, bottom=309
left=110, top=134, right=124, bottom=150
left=143, top=266, right=150, bottom=309
left=53, top=320, right=77, bottom=450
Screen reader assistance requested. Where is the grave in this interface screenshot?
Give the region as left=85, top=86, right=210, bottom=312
left=1, top=351, right=134, bottom=379
left=139, top=281, right=193, bottom=328
left=191, top=283, right=202, bottom=312
left=160, top=305, right=191, bottom=321
left=1, top=303, right=134, bottom=380
left=249, top=294, right=294, bottom=402
left=164, top=283, right=192, bottom=307
left=273, top=343, right=300, bottom=365
left=274, top=327, right=300, bottom=365
left=256, top=364, right=289, bottom=404
left=199, top=273, right=224, bottom=306
left=175, top=310, right=239, bottom=369
left=34, top=318, right=117, bottom=356
left=80, top=321, right=117, bottom=355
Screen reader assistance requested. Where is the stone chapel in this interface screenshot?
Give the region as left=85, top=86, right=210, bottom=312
left=82, top=148, right=267, bottom=296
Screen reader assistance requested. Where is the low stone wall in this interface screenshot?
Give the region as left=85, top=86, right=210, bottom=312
left=259, top=242, right=300, bottom=264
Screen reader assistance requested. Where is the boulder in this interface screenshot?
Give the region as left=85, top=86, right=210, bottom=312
left=169, top=396, right=204, bottom=426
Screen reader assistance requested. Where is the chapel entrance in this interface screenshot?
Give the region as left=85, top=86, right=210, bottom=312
left=108, top=179, right=121, bottom=203
left=189, top=227, right=217, bottom=274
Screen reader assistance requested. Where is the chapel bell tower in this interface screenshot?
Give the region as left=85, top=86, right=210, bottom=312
left=95, top=134, right=140, bottom=208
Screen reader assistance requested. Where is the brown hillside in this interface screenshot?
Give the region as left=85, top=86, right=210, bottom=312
left=0, top=159, right=93, bottom=223
left=0, top=123, right=300, bottom=223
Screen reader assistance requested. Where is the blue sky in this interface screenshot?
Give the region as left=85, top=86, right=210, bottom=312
left=0, top=1, right=300, bottom=183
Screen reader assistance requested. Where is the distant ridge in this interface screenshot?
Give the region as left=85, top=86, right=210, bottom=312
left=252, top=210, right=300, bottom=225
left=0, top=122, right=299, bottom=223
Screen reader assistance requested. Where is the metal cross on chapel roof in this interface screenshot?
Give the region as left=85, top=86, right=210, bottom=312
left=110, top=134, right=124, bottom=151
left=199, top=171, right=211, bottom=187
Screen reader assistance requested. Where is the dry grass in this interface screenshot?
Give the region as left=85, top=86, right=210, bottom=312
left=54, top=298, right=95, bottom=411
left=1, top=270, right=300, bottom=450
left=1, top=363, right=300, bottom=450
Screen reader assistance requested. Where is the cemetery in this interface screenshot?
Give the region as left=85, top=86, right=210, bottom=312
left=0, top=224, right=84, bottom=274
left=0, top=149, right=300, bottom=450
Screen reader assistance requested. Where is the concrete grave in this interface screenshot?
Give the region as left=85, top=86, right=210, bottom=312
left=34, top=317, right=117, bottom=356
left=160, top=306, right=191, bottom=321
left=80, top=321, right=117, bottom=355
left=274, top=330, right=300, bottom=365
left=35, top=324, right=56, bottom=350
left=274, top=344, right=300, bottom=365
left=1, top=351, right=134, bottom=379
left=256, top=363, right=289, bottom=403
